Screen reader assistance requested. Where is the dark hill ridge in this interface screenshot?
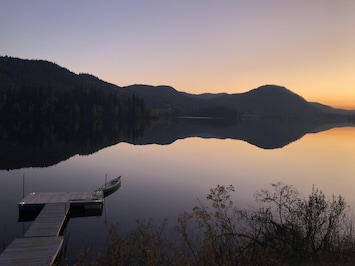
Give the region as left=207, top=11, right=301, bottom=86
left=123, top=83, right=350, bottom=117
left=122, top=84, right=207, bottom=111
left=1, top=56, right=354, bottom=117
left=0, top=56, right=120, bottom=92
left=208, top=85, right=322, bottom=116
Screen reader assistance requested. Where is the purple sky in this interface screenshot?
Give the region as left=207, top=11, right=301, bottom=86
left=1, top=1, right=354, bottom=108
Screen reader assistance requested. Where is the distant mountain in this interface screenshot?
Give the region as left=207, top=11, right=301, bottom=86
left=1, top=56, right=354, bottom=118
left=124, top=83, right=353, bottom=118
left=205, top=85, right=322, bottom=117
left=123, top=84, right=193, bottom=109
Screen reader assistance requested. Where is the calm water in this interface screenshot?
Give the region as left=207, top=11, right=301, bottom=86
left=1, top=121, right=355, bottom=263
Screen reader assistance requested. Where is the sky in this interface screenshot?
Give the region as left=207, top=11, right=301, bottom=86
left=1, top=1, right=355, bottom=109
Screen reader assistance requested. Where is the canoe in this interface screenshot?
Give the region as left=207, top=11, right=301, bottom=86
left=97, top=176, right=121, bottom=197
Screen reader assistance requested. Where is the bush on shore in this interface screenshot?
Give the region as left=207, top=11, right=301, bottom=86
left=74, top=183, right=355, bottom=265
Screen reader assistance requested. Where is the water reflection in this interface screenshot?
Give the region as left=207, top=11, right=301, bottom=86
left=1, top=124, right=355, bottom=263
left=0, top=118, right=353, bottom=170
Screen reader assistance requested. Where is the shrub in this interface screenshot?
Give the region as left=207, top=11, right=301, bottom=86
left=75, top=183, right=355, bottom=265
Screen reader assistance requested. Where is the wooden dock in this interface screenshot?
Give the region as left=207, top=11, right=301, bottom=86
left=0, top=236, right=64, bottom=265
left=25, top=203, right=69, bottom=237
left=0, top=191, right=104, bottom=265
left=19, top=191, right=103, bottom=208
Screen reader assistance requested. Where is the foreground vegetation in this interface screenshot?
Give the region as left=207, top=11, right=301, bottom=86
left=74, top=183, right=355, bottom=265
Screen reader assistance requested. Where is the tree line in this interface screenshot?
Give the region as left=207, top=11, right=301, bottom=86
left=0, top=85, right=154, bottom=126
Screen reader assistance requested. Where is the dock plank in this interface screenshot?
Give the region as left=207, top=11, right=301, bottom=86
left=0, top=236, right=63, bottom=266
left=25, top=203, right=69, bottom=237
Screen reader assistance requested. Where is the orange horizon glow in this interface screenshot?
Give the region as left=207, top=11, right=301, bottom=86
left=306, top=95, right=355, bottom=110
left=2, top=1, right=354, bottom=111
left=319, top=102, right=355, bottom=111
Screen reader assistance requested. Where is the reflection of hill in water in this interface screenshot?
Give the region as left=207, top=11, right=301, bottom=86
left=128, top=118, right=352, bottom=149
left=0, top=118, right=353, bottom=170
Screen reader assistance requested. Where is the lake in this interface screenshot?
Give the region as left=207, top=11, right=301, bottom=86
left=0, top=119, right=355, bottom=263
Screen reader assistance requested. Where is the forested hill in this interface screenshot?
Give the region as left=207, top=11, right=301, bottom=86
left=0, top=56, right=151, bottom=124
left=0, top=56, right=119, bottom=92
left=1, top=56, right=353, bottom=120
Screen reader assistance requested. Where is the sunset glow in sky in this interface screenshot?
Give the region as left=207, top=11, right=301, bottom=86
left=1, top=1, right=354, bottom=109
